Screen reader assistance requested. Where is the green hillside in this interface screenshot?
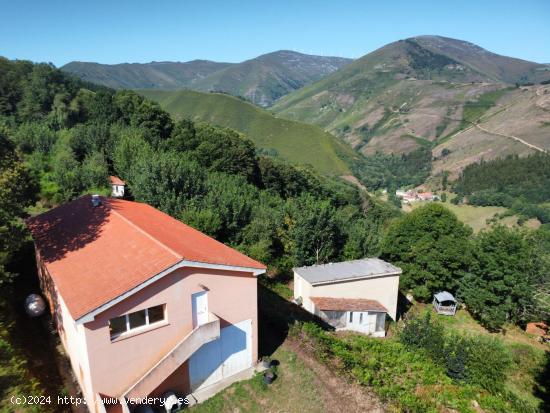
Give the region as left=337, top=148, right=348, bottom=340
left=272, top=36, right=550, bottom=166
left=141, top=89, right=356, bottom=175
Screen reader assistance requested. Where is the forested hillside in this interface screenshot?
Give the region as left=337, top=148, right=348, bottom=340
left=453, top=154, right=550, bottom=223
left=0, top=57, right=397, bottom=280
left=140, top=89, right=356, bottom=175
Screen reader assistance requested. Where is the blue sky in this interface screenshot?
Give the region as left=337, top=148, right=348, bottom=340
left=1, top=0, right=549, bottom=66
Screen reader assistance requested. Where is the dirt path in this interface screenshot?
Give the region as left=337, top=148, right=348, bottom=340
left=475, top=123, right=547, bottom=153
left=285, top=339, right=385, bottom=413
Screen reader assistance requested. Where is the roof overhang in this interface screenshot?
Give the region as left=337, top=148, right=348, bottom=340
left=75, top=259, right=265, bottom=325
left=297, top=270, right=401, bottom=286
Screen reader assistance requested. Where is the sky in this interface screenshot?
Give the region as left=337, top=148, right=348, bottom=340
left=1, top=0, right=549, bottom=67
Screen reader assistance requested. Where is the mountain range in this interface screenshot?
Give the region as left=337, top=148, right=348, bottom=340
left=64, top=35, right=550, bottom=180
left=62, top=51, right=352, bottom=106
left=271, top=36, right=550, bottom=171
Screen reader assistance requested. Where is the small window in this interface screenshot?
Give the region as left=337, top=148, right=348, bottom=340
left=128, top=310, right=147, bottom=329
left=359, top=313, right=363, bottom=324
left=148, top=305, right=165, bottom=324
left=109, top=315, right=127, bottom=337
left=349, top=312, right=353, bottom=323
left=109, top=304, right=166, bottom=340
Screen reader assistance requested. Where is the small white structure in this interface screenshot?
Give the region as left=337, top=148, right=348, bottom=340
left=433, top=291, right=457, bottom=316
left=110, top=176, right=125, bottom=198
left=395, top=189, right=408, bottom=198
left=293, top=258, right=402, bottom=336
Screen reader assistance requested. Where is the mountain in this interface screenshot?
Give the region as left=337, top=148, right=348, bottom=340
left=62, top=51, right=352, bottom=106
left=190, top=51, right=352, bottom=106
left=271, top=36, right=550, bottom=164
left=62, top=60, right=231, bottom=90
left=412, top=35, right=550, bottom=84
left=140, top=89, right=357, bottom=175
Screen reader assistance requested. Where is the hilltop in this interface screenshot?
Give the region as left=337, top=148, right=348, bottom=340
left=62, top=51, right=352, bottom=106
left=140, top=89, right=357, bottom=175
left=271, top=36, right=550, bottom=170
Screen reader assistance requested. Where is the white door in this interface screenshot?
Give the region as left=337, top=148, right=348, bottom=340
left=221, top=319, right=252, bottom=378
left=366, top=313, right=377, bottom=333
left=188, top=319, right=252, bottom=392
left=192, top=291, right=208, bottom=328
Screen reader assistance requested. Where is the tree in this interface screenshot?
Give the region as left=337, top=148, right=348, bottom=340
left=127, top=150, right=205, bottom=216
left=0, top=132, right=38, bottom=282
left=284, top=195, right=342, bottom=266
left=460, top=226, right=543, bottom=330
left=80, top=151, right=109, bottom=189
left=380, top=203, right=472, bottom=300
left=51, top=146, right=82, bottom=201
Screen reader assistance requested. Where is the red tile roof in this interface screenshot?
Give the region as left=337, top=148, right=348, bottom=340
left=109, top=176, right=125, bottom=185
left=27, top=195, right=265, bottom=320
left=310, top=297, right=388, bottom=312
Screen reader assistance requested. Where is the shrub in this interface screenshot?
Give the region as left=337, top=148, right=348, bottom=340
left=463, top=335, right=512, bottom=393
left=399, top=313, right=513, bottom=392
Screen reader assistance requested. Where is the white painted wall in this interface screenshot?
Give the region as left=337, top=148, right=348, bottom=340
left=111, top=185, right=125, bottom=198
left=58, top=295, right=95, bottom=409
left=293, top=271, right=400, bottom=321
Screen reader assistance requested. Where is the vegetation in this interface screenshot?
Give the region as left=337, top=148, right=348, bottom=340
left=460, top=226, right=549, bottom=330
left=381, top=203, right=473, bottom=300
left=0, top=57, right=397, bottom=280
left=140, top=89, right=356, bottom=175
left=352, top=146, right=432, bottom=191
left=380, top=203, right=549, bottom=329
left=0, top=131, right=38, bottom=283
left=190, top=346, right=326, bottom=413
left=290, top=321, right=538, bottom=412
left=453, top=153, right=550, bottom=223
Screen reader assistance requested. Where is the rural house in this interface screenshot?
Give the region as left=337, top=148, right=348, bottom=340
left=27, top=195, right=266, bottom=413
left=110, top=176, right=126, bottom=198
left=293, top=258, right=401, bottom=336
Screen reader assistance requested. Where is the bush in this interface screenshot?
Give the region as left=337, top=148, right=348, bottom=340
left=293, top=321, right=526, bottom=412
left=399, top=312, right=513, bottom=392
left=463, top=335, right=512, bottom=392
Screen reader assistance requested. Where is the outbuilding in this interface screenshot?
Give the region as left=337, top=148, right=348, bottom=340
left=110, top=175, right=125, bottom=198
left=293, top=258, right=402, bottom=336
left=432, top=291, right=457, bottom=315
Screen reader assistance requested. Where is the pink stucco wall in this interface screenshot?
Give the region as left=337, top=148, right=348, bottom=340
left=81, top=267, right=258, bottom=399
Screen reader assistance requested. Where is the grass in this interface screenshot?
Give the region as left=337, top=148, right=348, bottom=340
left=461, top=88, right=511, bottom=126
left=424, top=306, right=550, bottom=410
left=407, top=199, right=509, bottom=232
left=292, top=321, right=539, bottom=413
left=190, top=346, right=326, bottom=413
left=140, top=90, right=356, bottom=176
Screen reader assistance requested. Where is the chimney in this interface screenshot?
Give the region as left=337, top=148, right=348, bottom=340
left=91, top=194, right=101, bottom=207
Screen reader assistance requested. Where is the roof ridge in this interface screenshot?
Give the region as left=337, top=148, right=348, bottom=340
left=108, top=201, right=182, bottom=260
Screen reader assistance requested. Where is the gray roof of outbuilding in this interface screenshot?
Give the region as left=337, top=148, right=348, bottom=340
left=434, top=291, right=456, bottom=302
left=293, top=258, right=401, bottom=285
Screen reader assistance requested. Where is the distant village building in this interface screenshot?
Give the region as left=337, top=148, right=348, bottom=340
left=110, top=176, right=125, bottom=198
left=395, top=189, right=438, bottom=204
left=293, top=258, right=402, bottom=337
left=417, top=192, right=436, bottom=201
